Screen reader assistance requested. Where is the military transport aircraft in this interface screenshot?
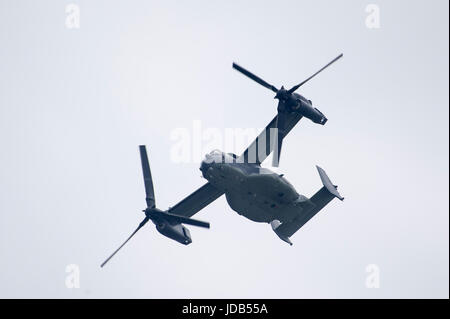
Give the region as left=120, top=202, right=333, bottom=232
left=233, top=53, right=343, bottom=166
left=101, top=102, right=344, bottom=267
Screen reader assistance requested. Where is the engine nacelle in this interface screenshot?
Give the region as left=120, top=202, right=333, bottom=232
left=290, top=94, right=328, bottom=125
left=156, top=221, right=192, bottom=245
left=298, top=99, right=327, bottom=125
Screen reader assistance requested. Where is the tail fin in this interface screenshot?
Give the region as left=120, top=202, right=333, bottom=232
left=316, top=166, right=344, bottom=201
left=270, top=166, right=344, bottom=241
left=270, top=220, right=293, bottom=246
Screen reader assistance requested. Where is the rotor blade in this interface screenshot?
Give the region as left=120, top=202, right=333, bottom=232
left=139, top=145, right=155, bottom=208
left=272, top=112, right=286, bottom=167
left=232, top=62, right=278, bottom=93
left=163, top=212, right=210, bottom=229
left=288, top=53, right=343, bottom=93
left=100, top=217, right=150, bottom=268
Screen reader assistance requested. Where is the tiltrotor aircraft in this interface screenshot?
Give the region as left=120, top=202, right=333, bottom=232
left=101, top=55, right=344, bottom=267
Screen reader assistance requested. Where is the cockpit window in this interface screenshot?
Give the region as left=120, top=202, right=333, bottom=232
left=209, top=149, right=222, bottom=156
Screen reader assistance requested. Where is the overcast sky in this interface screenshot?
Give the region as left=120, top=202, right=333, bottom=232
left=0, top=0, right=448, bottom=298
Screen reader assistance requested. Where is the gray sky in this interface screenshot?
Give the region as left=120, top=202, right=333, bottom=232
left=0, top=0, right=448, bottom=298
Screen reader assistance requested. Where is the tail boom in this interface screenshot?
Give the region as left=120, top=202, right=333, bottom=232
left=270, top=166, right=343, bottom=243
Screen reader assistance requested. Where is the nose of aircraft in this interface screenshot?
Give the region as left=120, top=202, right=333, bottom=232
left=200, top=160, right=210, bottom=173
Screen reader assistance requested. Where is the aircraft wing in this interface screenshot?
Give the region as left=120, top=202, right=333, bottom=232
left=167, top=182, right=224, bottom=218
left=239, top=112, right=303, bottom=164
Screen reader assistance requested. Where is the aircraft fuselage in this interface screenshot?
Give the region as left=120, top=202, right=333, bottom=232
left=200, top=151, right=312, bottom=224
